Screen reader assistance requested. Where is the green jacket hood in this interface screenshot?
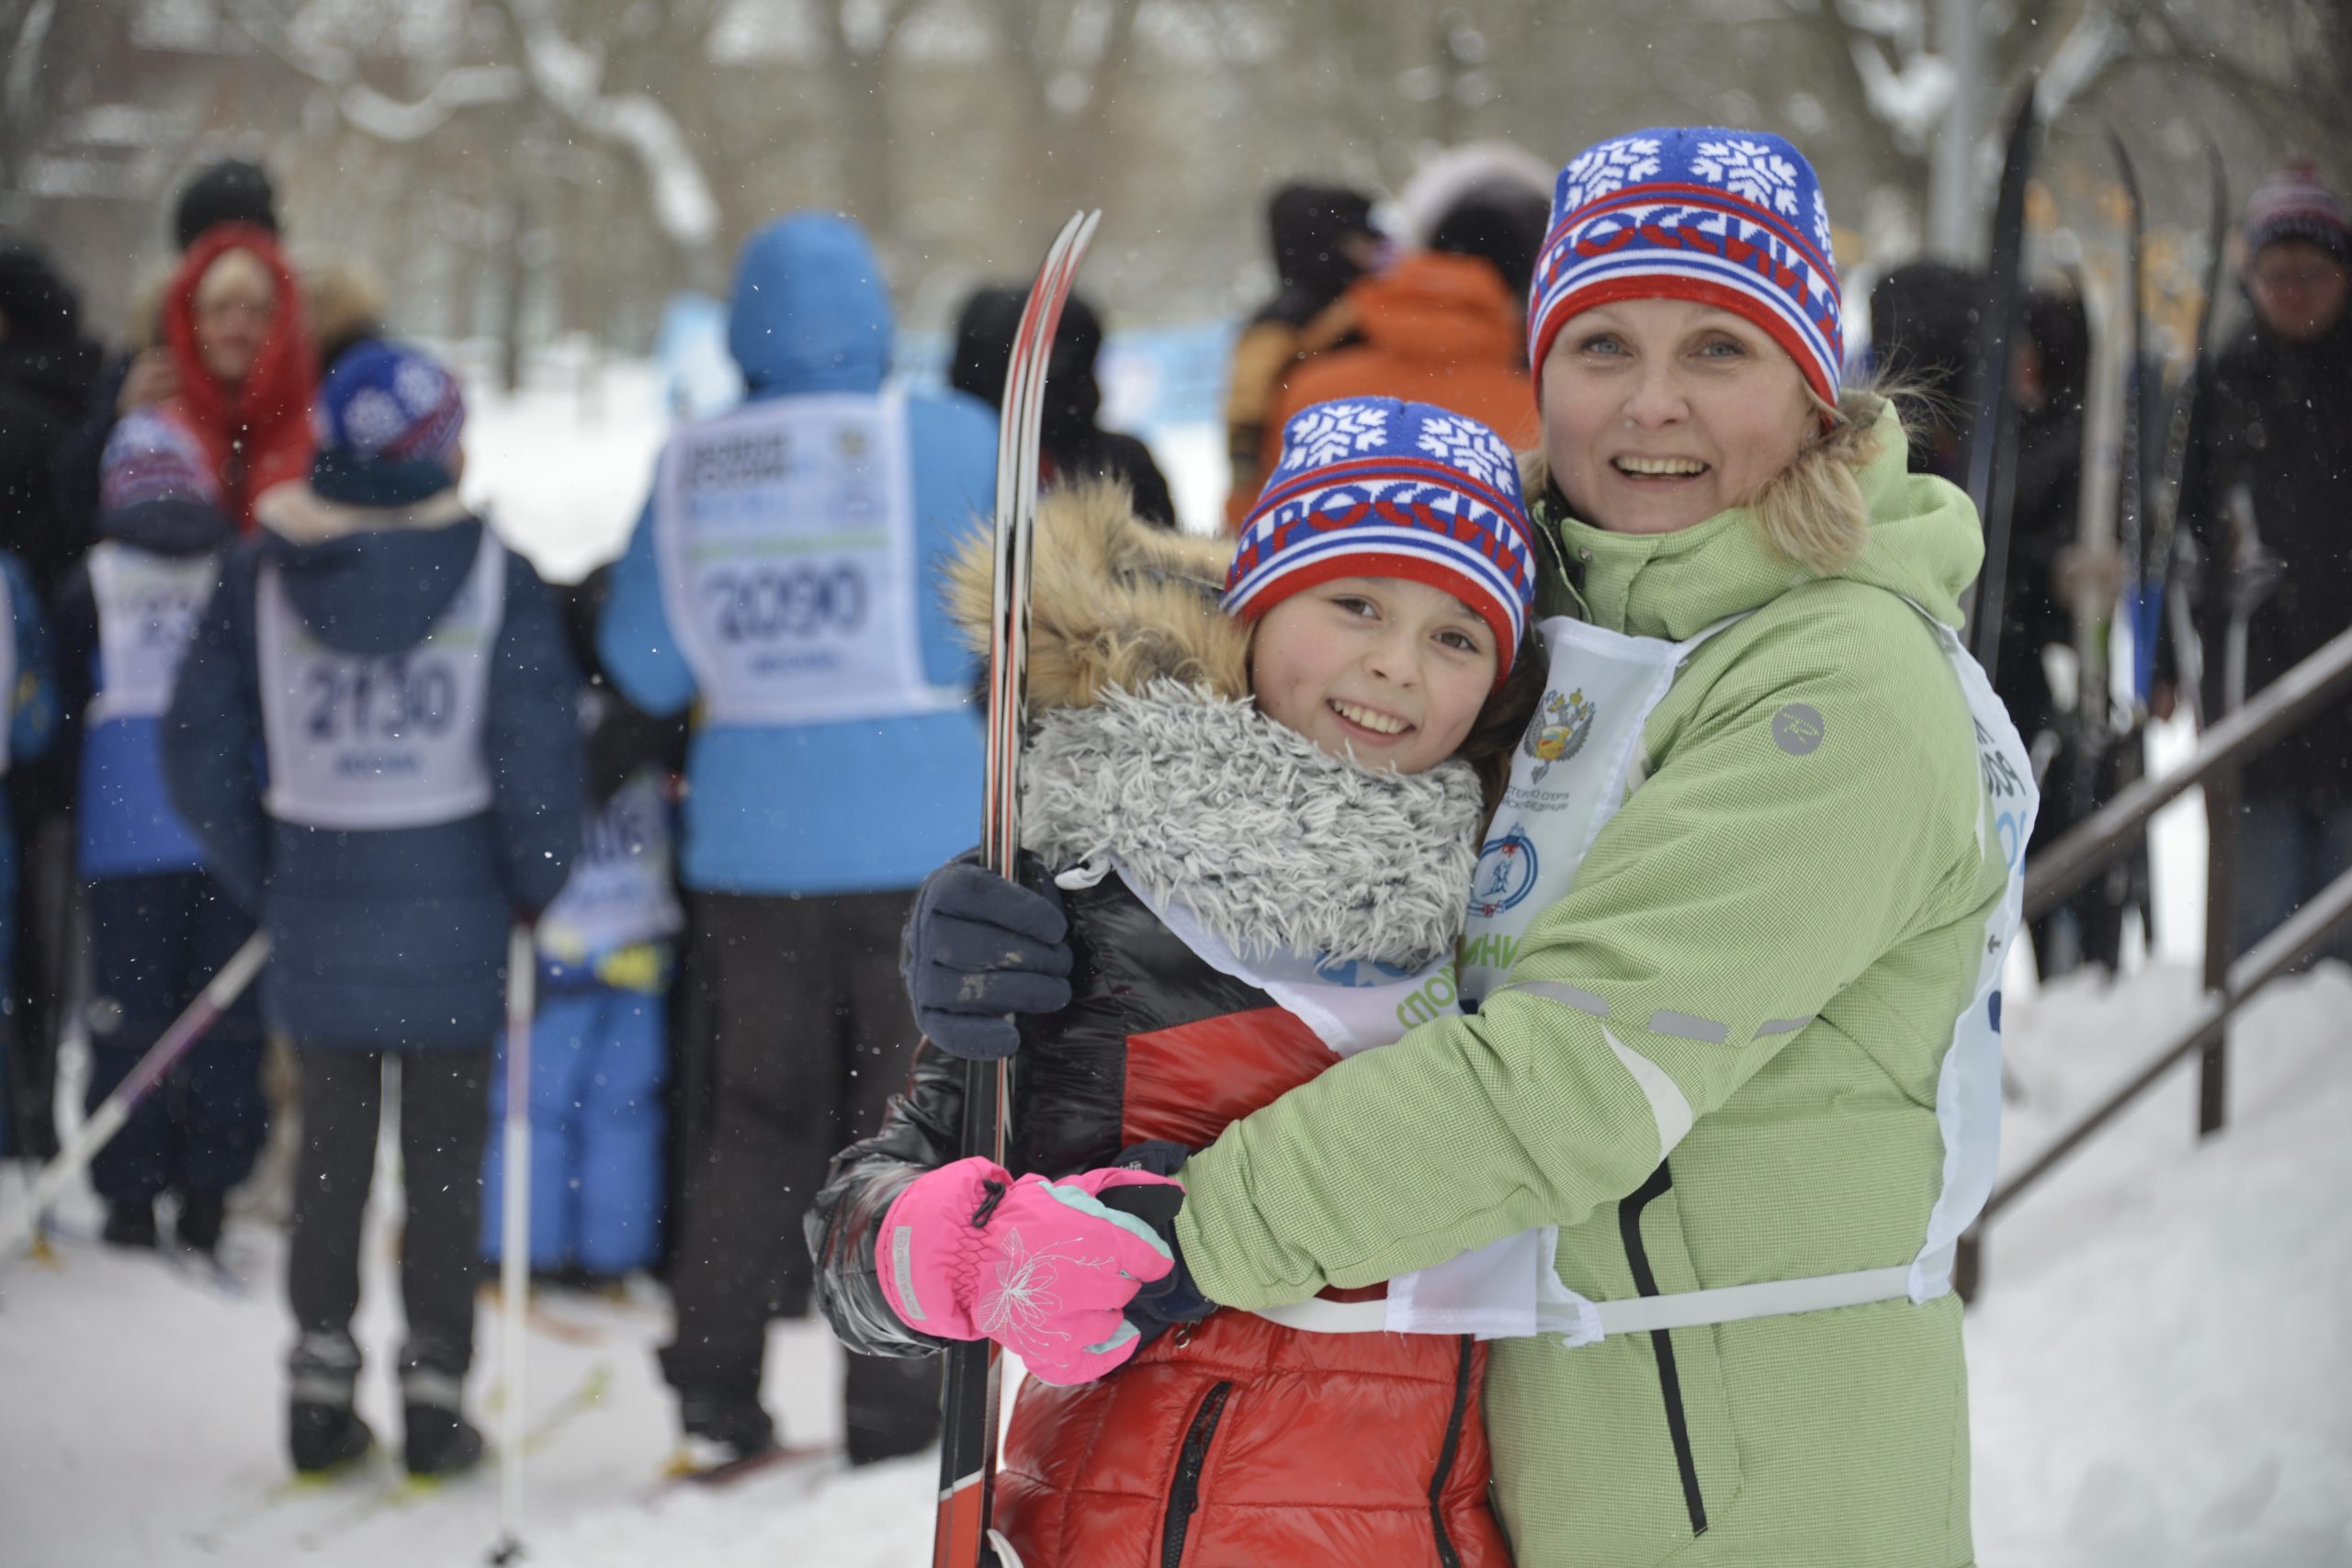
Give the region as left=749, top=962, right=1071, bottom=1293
left=1534, top=400, right=1984, bottom=640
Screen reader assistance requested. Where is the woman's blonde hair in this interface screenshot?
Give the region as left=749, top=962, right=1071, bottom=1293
left=1521, top=379, right=1912, bottom=576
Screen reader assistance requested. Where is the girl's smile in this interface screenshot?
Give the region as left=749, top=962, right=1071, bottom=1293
left=1250, top=575, right=1498, bottom=773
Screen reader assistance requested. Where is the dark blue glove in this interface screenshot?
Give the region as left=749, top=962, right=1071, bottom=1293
left=899, top=852, right=1074, bottom=1060
left=1095, top=1141, right=1214, bottom=1334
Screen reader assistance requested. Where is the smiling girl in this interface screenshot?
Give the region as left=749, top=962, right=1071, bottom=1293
left=808, top=397, right=1541, bottom=1566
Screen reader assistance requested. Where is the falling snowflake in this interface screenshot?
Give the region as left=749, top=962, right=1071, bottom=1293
left=1560, top=136, right=1662, bottom=210
left=1280, top=400, right=1390, bottom=472
left=1415, top=412, right=1516, bottom=492
left=1692, top=138, right=1802, bottom=216
left=1811, top=188, right=1836, bottom=261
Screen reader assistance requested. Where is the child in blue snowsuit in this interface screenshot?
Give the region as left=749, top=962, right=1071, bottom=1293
left=0, top=547, right=58, bottom=1160
left=480, top=596, right=684, bottom=1282
left=53, top=411, right=266, bottom=1253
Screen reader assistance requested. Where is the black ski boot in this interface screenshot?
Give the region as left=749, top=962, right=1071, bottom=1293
left=175, top=1189, right=226, bottom=1255
left=102, top=1199, right=157, bottom=1249
left=288, top=1402, right=375, bottom=1474
left=403, top=1404, right=487, bottom=1478
left=676, top=1389, right=777, bottom=1472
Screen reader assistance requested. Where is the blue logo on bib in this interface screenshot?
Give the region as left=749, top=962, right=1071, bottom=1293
left=1472, top=829, right=1540, bottom=918
left=1313, top=954, right=1421, bottom=988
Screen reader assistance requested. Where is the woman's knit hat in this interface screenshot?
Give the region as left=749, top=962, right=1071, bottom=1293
left=311, top=340, right=466, bottom=505
left=1224, top=396, right=1535, bottom=682
left=1528, top=127, right=1843, bottom=406
left=2244, top=161, right=2350, bottom=263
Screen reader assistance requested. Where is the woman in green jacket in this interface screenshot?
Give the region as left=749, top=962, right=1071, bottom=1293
left=908, top=128, right=2035, bottom=1568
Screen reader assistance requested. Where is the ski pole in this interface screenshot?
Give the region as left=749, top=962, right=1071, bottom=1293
left=490, top=923, right=536, bottom=1565
left=0, top=931, right=270, bottom=1262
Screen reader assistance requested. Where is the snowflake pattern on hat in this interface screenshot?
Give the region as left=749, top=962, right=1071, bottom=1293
left=1414, top=412, right=1517, bottom=494
left=1278, top=400, right=1391, bottom=473
left=1692, top=138, right=1803, bottom=216
left=1530, top=126, right=1844, bottom=407
left=393, top=355, right=448, bottom=415
left=344, top=389, right=410, bottom=448
left=1558, top=136, right=1662, bottom=212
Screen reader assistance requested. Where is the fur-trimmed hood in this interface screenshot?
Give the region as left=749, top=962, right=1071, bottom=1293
left=949, top=483, right=1482, bottom=965
left=947, top=480, right=1247, bottom=710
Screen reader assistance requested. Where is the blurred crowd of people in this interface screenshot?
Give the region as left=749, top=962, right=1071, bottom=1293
left=0, top=135, right=2344, bottom=1489
left=1863, top=160, right=2352, bottom=974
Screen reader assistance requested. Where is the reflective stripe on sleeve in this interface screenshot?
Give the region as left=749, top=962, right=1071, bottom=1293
left=1602, top=1024, right=1695, bottom=1159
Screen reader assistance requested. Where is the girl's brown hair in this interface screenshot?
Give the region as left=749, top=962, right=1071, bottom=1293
left=1451, top=633, right=1548, bottom=823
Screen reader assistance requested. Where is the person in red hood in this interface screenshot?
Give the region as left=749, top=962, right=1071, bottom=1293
left=1259, top=186, right=1548, bottom=487
left=158, top=222, right=315, bottom=529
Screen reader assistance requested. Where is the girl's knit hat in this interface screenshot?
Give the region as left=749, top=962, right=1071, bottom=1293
left=1528, top=128, right=1844, bottom=406
left=2244, top=161, right=2350, bottom=263
left=1224, top=396, right=1534, bottom=682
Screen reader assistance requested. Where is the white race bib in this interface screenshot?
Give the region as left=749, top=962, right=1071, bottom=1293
left=257, top=531, right=503, bottom=830
left=653, top=392, right=965, bottom=727
left=537, top=770, right=685, bottom=963
left=1460, top=613, right=1742, bottom=1007
left=88, top=542, right=217, bottom=726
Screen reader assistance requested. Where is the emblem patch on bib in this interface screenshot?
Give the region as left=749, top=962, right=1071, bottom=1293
left=1472, top=829, right=1541, bottom=918
left=1521, top=688, right=1597, bottom=783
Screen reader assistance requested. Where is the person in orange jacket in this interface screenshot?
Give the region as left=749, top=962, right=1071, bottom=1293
left=1220, top=184, right=1381, bottom=529
left=1258, top=186, right=1550, bottom=495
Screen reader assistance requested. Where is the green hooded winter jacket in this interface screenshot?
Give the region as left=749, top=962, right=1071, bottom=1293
left=1174, top=402, right=2001, bottom=1567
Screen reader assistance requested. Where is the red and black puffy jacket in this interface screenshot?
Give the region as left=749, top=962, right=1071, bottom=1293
left=808, top=869, right=1509, bottom=1568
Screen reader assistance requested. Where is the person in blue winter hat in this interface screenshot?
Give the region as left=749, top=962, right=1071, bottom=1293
left=52, top=410, right=264, bottom=1255
left=164, top=339, right=582, bottom=1482
left=596, top=211, right=999, bottom=1470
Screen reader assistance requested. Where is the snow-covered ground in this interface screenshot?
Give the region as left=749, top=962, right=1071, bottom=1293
left=5, top=962, right=2346, bottom=1567
left=1970, top=962, right=2352, bottom=1567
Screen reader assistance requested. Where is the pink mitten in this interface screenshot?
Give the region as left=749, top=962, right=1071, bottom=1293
left=876, top=1157, right=1180, bottom=1384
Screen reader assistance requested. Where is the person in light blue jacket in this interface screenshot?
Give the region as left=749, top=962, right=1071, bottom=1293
left=597, top=211, right=996, bottom=1469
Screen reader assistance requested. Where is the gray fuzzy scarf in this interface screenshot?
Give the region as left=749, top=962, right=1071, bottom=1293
left=1021, top=680, right=1485, bottom=967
